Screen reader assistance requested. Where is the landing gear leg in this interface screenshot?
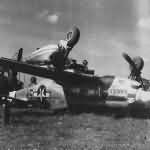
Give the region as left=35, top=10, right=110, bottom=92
left=2, top=101, right=10, bottom=125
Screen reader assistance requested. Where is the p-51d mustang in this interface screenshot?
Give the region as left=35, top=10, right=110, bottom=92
left=0, top=26, right=150, bottom=119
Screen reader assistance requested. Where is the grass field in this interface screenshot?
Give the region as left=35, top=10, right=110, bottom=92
left=0, top=107, right=150, bottom=150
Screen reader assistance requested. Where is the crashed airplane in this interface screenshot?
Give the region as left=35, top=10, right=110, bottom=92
left=0, top=26, right=150, bottom=123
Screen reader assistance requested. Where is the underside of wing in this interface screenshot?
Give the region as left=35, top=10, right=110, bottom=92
left=0, top=57, right=99, bottom=85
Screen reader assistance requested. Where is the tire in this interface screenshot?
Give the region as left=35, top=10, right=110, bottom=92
left=66, top=26, right=80, bottom=48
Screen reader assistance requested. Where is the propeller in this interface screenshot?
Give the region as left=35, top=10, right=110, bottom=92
left=122, top=52, right=144, bottom=85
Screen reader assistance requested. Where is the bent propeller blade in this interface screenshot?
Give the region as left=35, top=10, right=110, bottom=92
left=122, top=52, right=137, bottom=71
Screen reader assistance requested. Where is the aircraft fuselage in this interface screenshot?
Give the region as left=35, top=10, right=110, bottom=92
left=10, top=73, right=150, bottom=111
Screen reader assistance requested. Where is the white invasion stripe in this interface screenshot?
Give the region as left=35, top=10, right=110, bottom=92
left=30, top=49, right=55, bottom=58
left=26, top=45, right=58, bottom=60
left=32, top=44, right=58, bottom=55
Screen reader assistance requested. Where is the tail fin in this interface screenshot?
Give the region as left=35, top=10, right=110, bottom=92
left=12, top=48, right=23, bottom=61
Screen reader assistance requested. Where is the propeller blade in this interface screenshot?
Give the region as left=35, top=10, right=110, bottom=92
left=122, top=52, right=137, bottom=71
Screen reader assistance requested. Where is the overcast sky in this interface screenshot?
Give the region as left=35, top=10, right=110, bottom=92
left=0, top=0, right=150, bottom=78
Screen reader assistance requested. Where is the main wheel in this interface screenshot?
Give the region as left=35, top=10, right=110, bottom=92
left=66, top=26, right=80, bottom=48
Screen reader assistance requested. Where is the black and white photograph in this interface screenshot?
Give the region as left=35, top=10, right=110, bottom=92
left=0, top=0, right=150, bottom=149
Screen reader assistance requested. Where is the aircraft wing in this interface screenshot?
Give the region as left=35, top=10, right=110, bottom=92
left=0, top=57, right=99, bottom=85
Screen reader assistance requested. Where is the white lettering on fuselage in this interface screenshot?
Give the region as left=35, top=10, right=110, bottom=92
left=108, top=88, right=127, bottom=97
left=108, top=77, right=140, bottom=99
left=28, top=89, right=50, bottom=98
